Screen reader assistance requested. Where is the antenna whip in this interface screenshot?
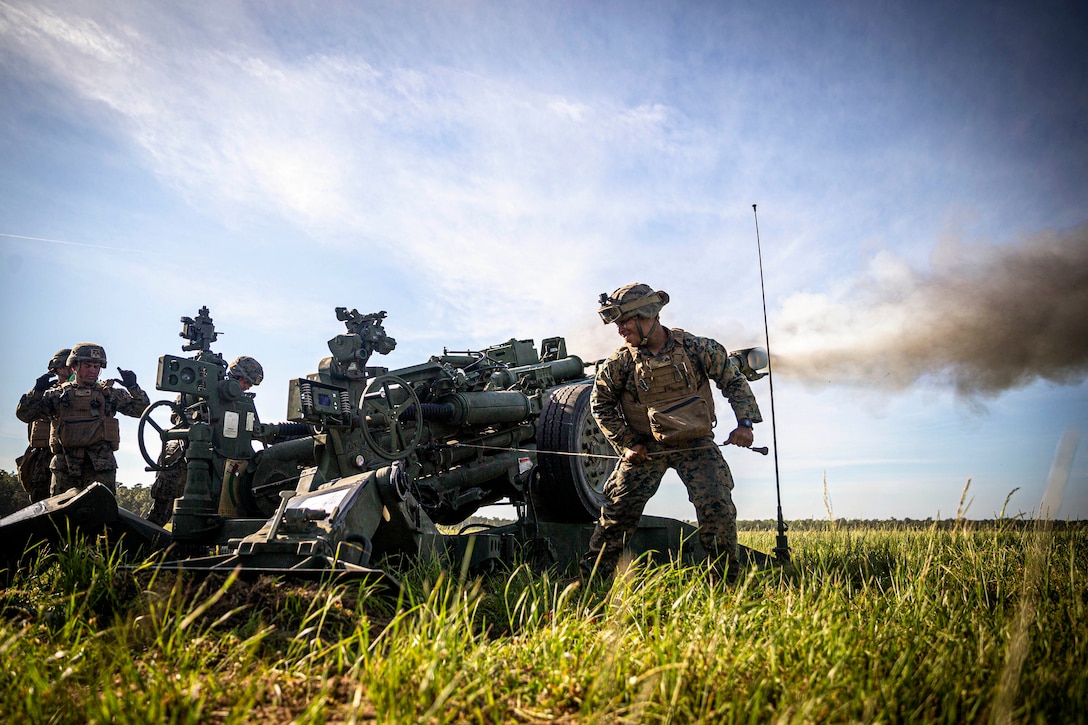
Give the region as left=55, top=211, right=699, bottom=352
left=752, top=204, right=790, bottom=563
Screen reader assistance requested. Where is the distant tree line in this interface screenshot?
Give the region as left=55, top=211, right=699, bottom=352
left=442, top=513, right=1086, bottom=533
left=0, top=469, right=29, bottom=516
left=736, top=517, right=1086, bottom=531
left=1, top=469, right=1083, bottom=528
left=0, top=469, right=152, bottom=518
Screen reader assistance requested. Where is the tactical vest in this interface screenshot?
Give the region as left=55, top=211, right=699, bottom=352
left=29, top=418, right=50, bottom=448
left=618, top=329, right=716, bottom=443
left=49, top=383, right=121, bottom=453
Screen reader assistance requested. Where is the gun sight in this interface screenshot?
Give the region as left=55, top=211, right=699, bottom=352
left=179, top=306, right=221, bottom=353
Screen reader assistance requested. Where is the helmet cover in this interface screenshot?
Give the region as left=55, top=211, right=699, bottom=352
left=597, top=283, right=670, bottom=324
left=48, top=348, right=72, bottom=371
left=229, top=356, right=264, bottom=386
left=66, top=342, right=107, bottom=367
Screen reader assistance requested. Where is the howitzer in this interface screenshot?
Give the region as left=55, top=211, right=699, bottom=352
left=2, top=306, right=776, bottom=586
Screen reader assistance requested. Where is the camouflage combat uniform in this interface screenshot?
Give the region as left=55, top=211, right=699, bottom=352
left=582, top=327, right=762, bottom=578
left=15, top=349, right=71, bottom=502
left=15, top=406, right=58, bottom=503
left=16, top=379, right=150, bottom=495
left=146, top=396, right=189, bottom=526
left=147, top=439, right=186, bottom=526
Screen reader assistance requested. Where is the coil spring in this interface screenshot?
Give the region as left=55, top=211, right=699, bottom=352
left=298, top=381, right=313, bottom=412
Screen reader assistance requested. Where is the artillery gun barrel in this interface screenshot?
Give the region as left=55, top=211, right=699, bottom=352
left=432, top=424, right=536, bottom=468
left=431, top=451, right=525, bottom=498
left=433, top=354, right=480, bottom=367
left=508, top=355, right=585, bottom=384
left=434, top=391, right=532, bottom=426
left=400, top=390, right=535, bottom=427
left=255, top=435, right=317, bottom=469
left=424, top=449, right=532, bottom=524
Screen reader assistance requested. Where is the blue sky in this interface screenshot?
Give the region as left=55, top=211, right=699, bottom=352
left=1, top=0, right=1085, bottom=522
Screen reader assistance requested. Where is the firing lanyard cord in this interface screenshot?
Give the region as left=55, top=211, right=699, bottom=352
left=449, top=441, right=761, bottom=459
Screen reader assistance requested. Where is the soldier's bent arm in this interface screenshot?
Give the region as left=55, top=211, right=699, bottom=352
left=692, top=337, right=763, bottom=424
left=590, top=355, right=641, bottom=451
left=15, top=388, right=56, bottom=423
left=115, top=385, right=152, bottom=418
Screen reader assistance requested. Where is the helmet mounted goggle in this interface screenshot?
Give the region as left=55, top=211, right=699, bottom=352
left=597, top=291, right=665, bottom=324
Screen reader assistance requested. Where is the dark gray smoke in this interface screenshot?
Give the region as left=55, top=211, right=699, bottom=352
left=773, top=223, right=1088, bottom=396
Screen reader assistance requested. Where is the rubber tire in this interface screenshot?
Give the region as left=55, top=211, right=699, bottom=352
left=532, top=381, right=615, bottom=522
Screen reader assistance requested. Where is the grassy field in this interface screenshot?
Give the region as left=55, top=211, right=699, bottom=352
left=1, top=521, right=1085, bottom=724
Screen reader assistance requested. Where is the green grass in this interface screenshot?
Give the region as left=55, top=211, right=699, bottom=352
left=2, top=522, right=1085, bottom=723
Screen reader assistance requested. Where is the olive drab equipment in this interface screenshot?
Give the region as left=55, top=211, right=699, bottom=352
left=0, top=304, right=782, bottom=590
left=49, top=383, right=121, bottom=452
left=618, top=329, right=716, bottom=444
left=67, top=342, right=107, bottom=368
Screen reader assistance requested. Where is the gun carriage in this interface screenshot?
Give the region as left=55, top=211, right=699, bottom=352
left=2, top=306, right=773, bottom=588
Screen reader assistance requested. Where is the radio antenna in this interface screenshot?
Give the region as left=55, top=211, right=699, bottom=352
left=752, top=204, right=790, bottom=564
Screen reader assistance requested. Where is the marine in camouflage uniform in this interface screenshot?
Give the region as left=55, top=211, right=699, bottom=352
left=146, top=355, right=264, bottom=526
left=16, top=342, right=150, bottom=496
left=581, top=283, right=762, bottom=580
left=14, top=348, right=72, bottom=502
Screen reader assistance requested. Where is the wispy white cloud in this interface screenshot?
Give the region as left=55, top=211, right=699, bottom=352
left=1, top=2, right=724, bottom=340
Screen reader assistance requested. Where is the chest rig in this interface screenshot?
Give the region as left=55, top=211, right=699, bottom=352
left=29, top=418, right=50, bottom=448
left=49, top=382, right=121, bottom=452
left=618, top=329, right=716, bottom=441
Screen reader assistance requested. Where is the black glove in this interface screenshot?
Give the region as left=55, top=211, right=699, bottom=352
left=117, top=367, right=138, bottom=388
left=34, top=372, right=55, bottom=392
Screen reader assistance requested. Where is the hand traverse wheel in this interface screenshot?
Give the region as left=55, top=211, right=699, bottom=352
left=360, top=375, right=423, bottom=460
left=137, top=399, right=185, bottom=472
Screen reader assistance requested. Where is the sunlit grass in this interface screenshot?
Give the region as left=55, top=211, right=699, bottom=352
left=1, top=522, right=1085, bottom=723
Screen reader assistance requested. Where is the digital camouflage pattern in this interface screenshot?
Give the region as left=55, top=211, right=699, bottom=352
left=12, top=350, right=73, bottom=501
left=601, top=283, right=669, bottom=321
left=147, top=393, right=193, bottom=524
left=147, top=439, right=186, bottom=525
left=583, top=326, right=762, bottom=579
left=15, top=447, right=52, bottom=502
left=229, top=356, right=264, bottom=386
left=591, top=328, right=762, bottom=452
left=16, top=379, right=150, bottom=495
left=583, top=439, right=738, bottom=578
left=48, top=348, right=72, bottom=371
left=66, top=341, right=107, bottom=367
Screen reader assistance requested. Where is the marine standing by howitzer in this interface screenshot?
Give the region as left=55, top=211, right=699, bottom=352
left=581, top=283, right=762, bottom=581
left=146, top=355, right=264, bottom=526
left=14, top=348, right=72, bottom=502
left=16, top=342, right=150, bottom=496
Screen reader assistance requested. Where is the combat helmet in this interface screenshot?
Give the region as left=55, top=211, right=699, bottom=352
left=48, top=348, right=72, bottom=371
left=228, top=356, right=264, bottom=386
left=597, top=283, right=670, bottom=324
left=67, top=342, right=107, bottom=367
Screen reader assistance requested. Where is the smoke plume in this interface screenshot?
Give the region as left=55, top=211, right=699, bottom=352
left=773, top=223, right=1088, bottom=397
